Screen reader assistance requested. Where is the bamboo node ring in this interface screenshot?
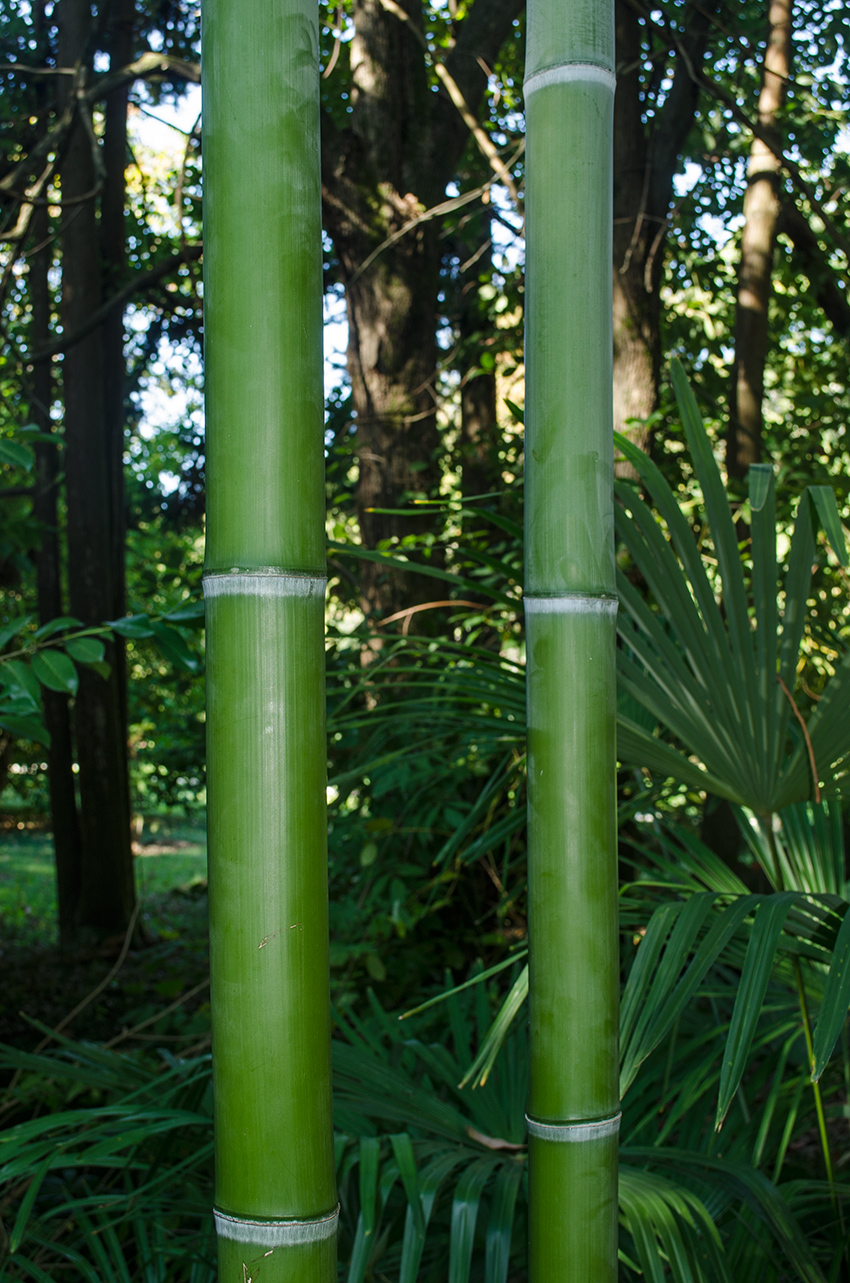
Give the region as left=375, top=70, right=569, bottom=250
left=525, top=1112, right=622, bottom=1142
left=203, top=571, right=327, bottom=599
left=213, top=1205, right=340, bottom=1246
left=524, top=63, right=616, bottom=96
left=523, top=593, right=618, bottom=615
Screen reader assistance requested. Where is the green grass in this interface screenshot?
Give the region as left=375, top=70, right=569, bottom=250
left=0, top=820, right=208, bottom=943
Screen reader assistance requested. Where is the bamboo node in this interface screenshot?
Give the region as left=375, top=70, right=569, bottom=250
left=524, top=63, right=616, bottom=97
left=203, top=572, right=327, bottom=599
left=523, top=593, right=617, bottom=615
left=525, top=1112, right=621, bottom=1142
left=213, top=1205, right=340, bottom=1246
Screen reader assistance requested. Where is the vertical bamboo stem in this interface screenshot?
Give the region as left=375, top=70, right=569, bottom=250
left=202, top=3, right=337, bottom=1279
left=523, top=0, right=619, bottom=1276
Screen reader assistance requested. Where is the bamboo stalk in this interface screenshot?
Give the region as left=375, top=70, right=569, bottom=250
left=202, top=3, right=337, bottom=1280
left=523, top=0, right=619, bottom=1275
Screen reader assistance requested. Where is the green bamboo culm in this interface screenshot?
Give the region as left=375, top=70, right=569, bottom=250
left=202, top=2, right=337, bottom=1280
left=523, top=0, right=619, bottom=1277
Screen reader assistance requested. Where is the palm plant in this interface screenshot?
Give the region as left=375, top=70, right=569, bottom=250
left=522, top=0, right=619, bottom=1273
left=202, top=0, right=336, bottom=1277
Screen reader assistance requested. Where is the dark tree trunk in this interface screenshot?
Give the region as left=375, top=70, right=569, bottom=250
left=57, top=0, right=135, bottom=941
left=777, top=202, right=850, bottom=338
left=457, top=201, right=499, bottom=501
left=101, top=0, right=134, bottom=812
left=322, top=0, right=522, bottom=615
left=30, top=197, right=84, bottom=947
left=728, top=0, right=793, bottom=480
left=612, top=0, right=718, bottom=463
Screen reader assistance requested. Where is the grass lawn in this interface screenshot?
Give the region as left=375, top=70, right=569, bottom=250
left=0, top=817, right=208, bottom=945
left=0, top=817, right=211, bottom=1052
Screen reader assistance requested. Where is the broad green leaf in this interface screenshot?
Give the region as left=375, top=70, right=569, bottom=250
left=0, top=439, right=34, bottom=470
left=150, top=621, right=199, bottom=672
left=34, top=616, right=83, bottom=641
left=716, top=893, right=796, bottom=1128
left=812, top=902, right=850, bottom=1080
left=30, top=648, right=78, bottom=696
left=106, top=613, right=155, bottom=639
left=82, top=660, right=111, bottom=680
left=3, top=660, right=41, bottom=704
left=0, top=616, right=30, bottom=651
left=63, top=637, right=105, bottom=665
left=0, top=713, right=50, bottom=746
left=164, top=599, right=206, bottom=622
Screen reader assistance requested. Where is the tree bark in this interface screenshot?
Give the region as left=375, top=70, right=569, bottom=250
left=457, top=201, right=499, bottom=501
left=321, top=0, right=522, bottom=615
left=612, top=0, right=718, bottom=462
left=777, top=202, right=850, bottom=338
left=30, top=196, right=84, bottom=948
left=57, top=0, right=135, bottom=941
left=728, top=0, right=793, bottom=480
left=101, top=0, right=134, bottom=812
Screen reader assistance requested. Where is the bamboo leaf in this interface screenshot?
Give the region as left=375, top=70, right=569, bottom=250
left=484, top=1160, right=523, bottom=1283
left=8, top=1152, right=53, bottom=1253
left=748, top=464, right=773, bottom=512
left=812, top=902, right=850, bottom=1080
left=810, top=486, right=849, bottom=566
left=30, top=648, right=78, bottom=696
left=389, top=1133, right=424, bottom=1235
left=716, top=893, right=796, bottom=1128
left=448, top=1158, right=492, bottom=1283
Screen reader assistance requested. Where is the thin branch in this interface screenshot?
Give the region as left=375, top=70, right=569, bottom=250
left=28, top=244, right=203, bottom=362
left=376, top=0, right=520, bottom=205
left=777, top=674, right=821, bottom=803
left=352, top=143, right=523, bottom=282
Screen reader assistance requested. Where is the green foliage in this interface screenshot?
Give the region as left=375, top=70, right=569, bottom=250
left=616, top=360, right=850, bottom=813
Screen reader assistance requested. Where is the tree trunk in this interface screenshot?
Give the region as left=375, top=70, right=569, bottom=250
left=322, top=0, right=522, bottom=615
left=728, top=0, right=793, bottom=480
left=457, top=201, right=499, bottom=501
left=57, top=0, right=135, bottom=942
left=612, top=0, right=718, bottom=462
left=30, top=197, right=84, bottom=947
left=101, top=0, right=134, bottom=748
left=524, top=0, right=619, bottom=1274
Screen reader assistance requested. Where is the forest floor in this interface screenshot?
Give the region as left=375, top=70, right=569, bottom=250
left=0, top=820, right=211, bottom=1060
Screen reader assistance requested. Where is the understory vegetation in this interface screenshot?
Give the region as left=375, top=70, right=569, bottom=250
left=1, top=380, right=850, bottom=1281
left=1, top=0, right=850, bottom=1276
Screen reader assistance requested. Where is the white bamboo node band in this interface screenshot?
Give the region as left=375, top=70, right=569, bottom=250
left=523, top=594, right=617, bottom=615
left=214, top=1206, right=339, bottom=1246
left=203, top=572, right=326, bottom=600
left=524, top=63, right=616, bottom=96
left=526, top=1112, right=622, bottom=1143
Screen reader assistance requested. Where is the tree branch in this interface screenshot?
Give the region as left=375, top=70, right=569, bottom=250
left=28, top=244, right=202, bottom=363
